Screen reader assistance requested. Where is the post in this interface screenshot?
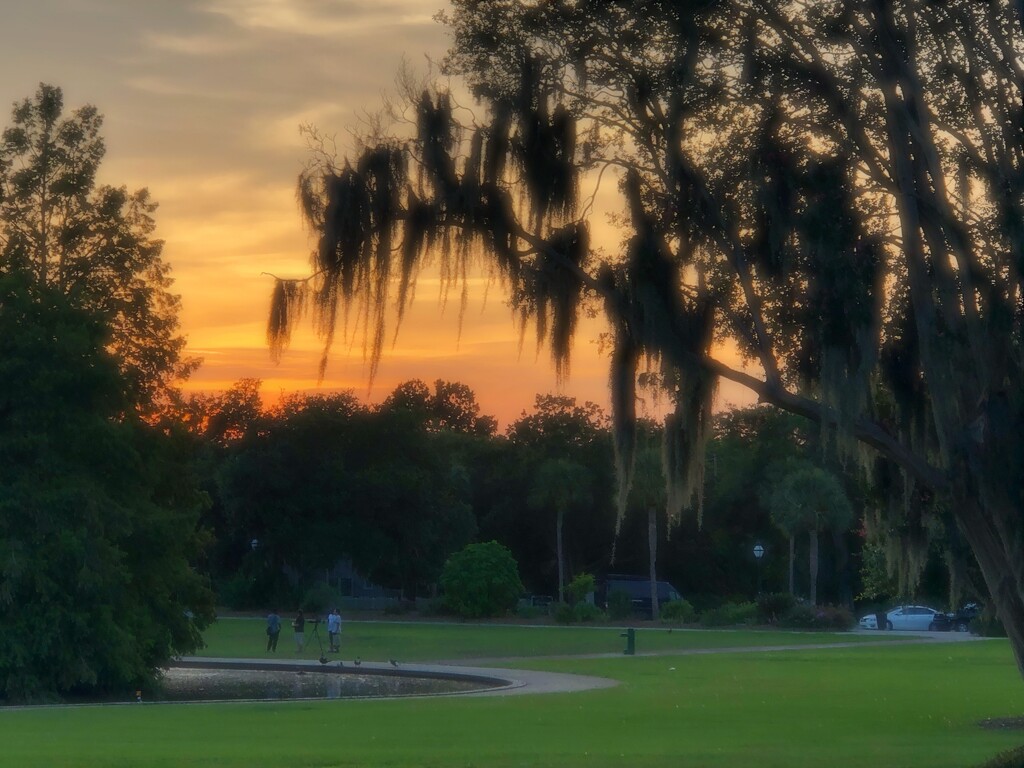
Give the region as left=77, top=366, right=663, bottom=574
left=753, top=543, right=765, bottom=597
left=621, top=627, right=636, bottom=655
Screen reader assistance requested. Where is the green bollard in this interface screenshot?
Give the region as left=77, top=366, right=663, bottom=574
left=620, top=627, right=635, bottom=655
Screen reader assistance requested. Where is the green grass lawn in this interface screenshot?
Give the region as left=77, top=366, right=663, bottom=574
left=196, top=617, right=910, bottom=662
left=3, top=625, right=1021, bottom=768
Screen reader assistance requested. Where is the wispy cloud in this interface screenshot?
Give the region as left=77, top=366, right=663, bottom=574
left=203, top=0, right=435, bottom=38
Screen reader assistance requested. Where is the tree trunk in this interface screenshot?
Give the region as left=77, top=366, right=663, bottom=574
left=954, top=495, right=1024, bottom=676
left=788, top=535, right=795, bottom=596
left=648, top=506, right=659, bottom=622
left=809, top=530, right=819, bottom=606
left=556, top=507, right=565, bottom=605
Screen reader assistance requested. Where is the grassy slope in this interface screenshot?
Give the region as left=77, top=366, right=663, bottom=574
left=2, top=627, right=1020, bottom=768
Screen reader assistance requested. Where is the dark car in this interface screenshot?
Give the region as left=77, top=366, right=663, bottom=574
left=948, top=602, right=982, bottom=633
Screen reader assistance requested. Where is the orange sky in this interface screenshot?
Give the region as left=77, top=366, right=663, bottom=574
left=1, top=0, right=755, bottom=427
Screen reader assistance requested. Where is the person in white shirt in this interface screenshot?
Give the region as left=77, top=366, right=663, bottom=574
left=327, top=608, right=342, bottom=653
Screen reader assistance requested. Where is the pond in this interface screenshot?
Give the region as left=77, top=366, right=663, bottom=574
left=150, top=665, right=500, bottom=703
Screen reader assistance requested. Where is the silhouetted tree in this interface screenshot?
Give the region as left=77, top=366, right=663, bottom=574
left=267, top=2, right=1024, bottom=675
left=0, top=274, right=212, bottom=701
left=0, top=84, right=193, bottom=408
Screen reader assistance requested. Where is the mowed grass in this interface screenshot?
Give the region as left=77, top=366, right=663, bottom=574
left=196, top=617, right=910, bottom=662
left=3, top=625, right=1022, bottom=768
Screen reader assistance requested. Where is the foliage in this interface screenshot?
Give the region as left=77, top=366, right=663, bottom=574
left=858, top=541, right=899, bottom=603
left=217, top=390, right=477, bottom=599
left=0, top=84, right=192, bottom=408
left=660, top=599, right=697, bottom=624
left=757, top=593, right=797, bottom=625
left=440, top=541, right=523, bottom=618
left=553, top=602, right=577, bottom=624
left=607, top=590, right=634, bottom=620
left=699, top=602, right=758, bottom=628
left=265, top=0, right=1024, bottom=677
left=565, top=573, right=596, bottom=606
left=779, top=604, right=855, bottom=631
left=0, top=275, right=213, bottom=701
left=573, top=602, right=603, bottom=622
left=300, top=583, right=340, bottom=614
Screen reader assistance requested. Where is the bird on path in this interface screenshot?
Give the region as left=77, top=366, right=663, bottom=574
left=389, top=659, right=399, bottom=667
left=336, top=660, right=344, bottom=668
left=354, top=658, right=361, bottom=666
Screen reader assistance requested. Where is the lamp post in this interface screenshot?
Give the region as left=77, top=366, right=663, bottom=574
left=753, top=543, right=765, bottom=597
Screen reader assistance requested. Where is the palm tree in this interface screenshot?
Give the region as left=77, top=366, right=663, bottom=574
left=764, top=464, right=854, bottom=605
left=627, top=445, right=667, bottom=621
left=528, top=458, right=592, bottom=604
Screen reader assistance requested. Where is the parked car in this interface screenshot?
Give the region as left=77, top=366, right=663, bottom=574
left=948, top=602, right=982, bottom=633
left=859, top=605, right=949, bottom=631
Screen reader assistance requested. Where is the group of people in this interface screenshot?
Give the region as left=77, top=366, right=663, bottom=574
left=265, top=608, right=343, bottom=653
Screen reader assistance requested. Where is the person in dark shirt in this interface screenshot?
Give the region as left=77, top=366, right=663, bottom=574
left=292, top=610, right=306, bottom=653
left=266, top=609, right=281, bottom=652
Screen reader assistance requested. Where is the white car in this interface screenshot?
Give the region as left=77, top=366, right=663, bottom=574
left=859, top=605, right=947, bottom=631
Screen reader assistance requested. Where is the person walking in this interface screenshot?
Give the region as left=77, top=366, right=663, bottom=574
left=266, top=609, right=281, bottom=653
left=327, top=608, right=341, bottom=653
left=293, top=610, right=306, bottom=653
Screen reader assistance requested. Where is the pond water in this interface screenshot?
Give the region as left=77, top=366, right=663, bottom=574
left=152, top=667, right=493, bottom=702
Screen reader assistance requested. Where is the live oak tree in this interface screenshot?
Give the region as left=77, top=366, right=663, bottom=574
left=0, top=84, right=192, bottom=409
left=268, top=1, right=1024, bottom=675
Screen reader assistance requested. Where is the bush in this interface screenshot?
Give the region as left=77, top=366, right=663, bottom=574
left=566, top=573, right=596, bottom=605
left=757, top=592, right=796, bottom=625
left=440, top=541, right=524, bottom=618
left=778, top=603, right=854, bottom=630
left=700, top=601, right=758, bottom=627
left=660, top=599, right=696, bottom=624
left=607, top=590, right=634, bottom=620
left=554, top=602, right=577, bottom=623
left=574, top=602, right=604, bottom=622
left=516, top=603, right=547, bottom=619
left=300, top=582, right=338, bottom=614
left=972, top=611, right=1007, bottom=637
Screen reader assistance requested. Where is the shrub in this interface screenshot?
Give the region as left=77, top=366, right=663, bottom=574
left=607, top=590, right=634, bottom=620
left=554, top=602, right=577, bottom=623
left=779, top=603, right=854, bottom=630
left=660, top=599, right=696, bottom=624
left=301, top=583, right=338, bottom=614
left=566, top=573, right=596, bottom=606
left=700, top=601, right=758, bottom=627
left=972, top=609, right=1007, bottom=637
left=757, top=592, right=796, bottom=625
left=516, top=603, right=546, bottom=619
left=574, top=602, right=603, bottom=622
left=440, top=541, right=524, bottom=618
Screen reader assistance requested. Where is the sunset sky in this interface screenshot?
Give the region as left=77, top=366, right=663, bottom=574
left=1, top=0, right=754, bottom=426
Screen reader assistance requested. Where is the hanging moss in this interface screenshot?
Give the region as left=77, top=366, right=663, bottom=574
left=266, top=279, right=308, bottom=363
left=610, top=318, right=639, bottom=535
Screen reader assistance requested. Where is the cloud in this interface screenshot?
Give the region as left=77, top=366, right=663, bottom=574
left=202, top=0, right=436, bottom=39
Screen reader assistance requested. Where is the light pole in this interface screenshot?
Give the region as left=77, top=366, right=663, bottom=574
left=753, top=543, right=765, bottom=597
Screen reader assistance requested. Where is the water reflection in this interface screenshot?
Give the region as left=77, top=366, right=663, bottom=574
left=156, top=668, right=489, bottom=702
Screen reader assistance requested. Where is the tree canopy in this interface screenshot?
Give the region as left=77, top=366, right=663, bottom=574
left=0, top=84, right=192, bottom=408
left=268, top=2, right=1024, bottom=675
left=0, top=274, right=212, bottom=701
